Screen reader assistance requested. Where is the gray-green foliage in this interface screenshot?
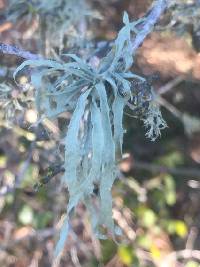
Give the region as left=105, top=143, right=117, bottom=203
left=6, top=0, right=92, bottom=49
left=14, top=12, right=166, bottom=256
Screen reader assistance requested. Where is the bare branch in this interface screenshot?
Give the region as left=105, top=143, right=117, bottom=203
left=133, top=160, right=200, bottom=179
left=131, top=0, right=168, bottom=53
left=0, top=43, right=42, bottom=60
left=158, top=76, right=184, bottom=95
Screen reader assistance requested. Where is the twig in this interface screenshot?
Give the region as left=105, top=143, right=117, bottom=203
left=133, top=160, right=200, bottom=179
left=157, top=95, right=182, bottom=119
left=33, top=162, right=65, bottom=192
left=185, top=227, right=198, bottom=250
left=0, top=43, right=42, bottom=60
left=28, top=155, right=200, bottom=194
left=158, top=76, right=184, bottom=95
left=70, top=247, right=82, bottom=267
left=112, top=207, right=136, bottom=241
left=131, top=0, right=168, bottom=54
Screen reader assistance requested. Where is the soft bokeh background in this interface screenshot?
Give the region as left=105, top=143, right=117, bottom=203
left=1, top=0, right=200, bottom=266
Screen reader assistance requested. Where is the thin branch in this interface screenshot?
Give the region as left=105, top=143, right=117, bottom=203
left=157, top=95, right=182, bottom=119
left=33, top=163, right=65, bottom=191
left=0, top=43, right=42, bottom=60
left=158, top=76, right=184, bottom=95
left=133, top=160, right=200, bottom=179
left=131, top=0, right=168, bottom=54
left=185, top=227, right=198, bottom=250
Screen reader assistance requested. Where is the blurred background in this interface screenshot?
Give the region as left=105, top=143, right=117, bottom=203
left=1, top=0, right=200, bottom=266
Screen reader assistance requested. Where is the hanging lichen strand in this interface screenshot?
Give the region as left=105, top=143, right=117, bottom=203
left=14, top=7, right=167, bottom=257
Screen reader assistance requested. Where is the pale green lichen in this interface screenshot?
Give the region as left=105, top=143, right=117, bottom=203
left=14, top=12, right=167, bottom=257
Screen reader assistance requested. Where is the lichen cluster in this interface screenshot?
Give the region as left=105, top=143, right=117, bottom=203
left=14, top=11, right=166, bottom=256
